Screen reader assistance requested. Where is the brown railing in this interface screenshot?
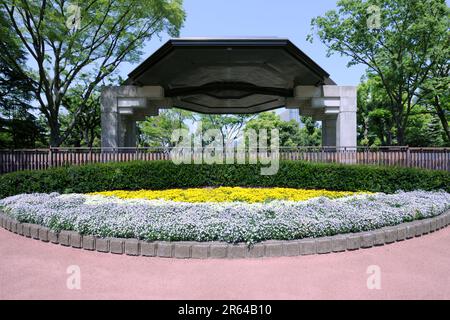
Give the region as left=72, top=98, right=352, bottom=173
left=0, top=147, right=449, bottom=174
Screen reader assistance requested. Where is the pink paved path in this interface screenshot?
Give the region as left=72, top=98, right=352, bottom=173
left=1, top=228, right=449, bottom=300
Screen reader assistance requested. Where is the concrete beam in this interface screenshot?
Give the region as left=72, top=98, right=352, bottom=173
left=294, top=85, right=357, bottom=148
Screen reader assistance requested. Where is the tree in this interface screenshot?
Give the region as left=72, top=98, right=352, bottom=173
left=0, top=7, right=43, bottom=148
left=309, top=0, right=449, bottom=145
left=198, top=114, right=254, bottom=148
left=2, top=0, right=185, bottom=146
left=357, top=75, right=396, bottom=146
left=404, top=111, right=444, bottom=147
left=420, top=55, right=450, bottom=143
left=245, top=112, right=321, bottom=147
left=139, top=108, right=193, bottom=149
left=60, top=87, right=102, bottom=147
left=358, top=75, right=447, bottom=147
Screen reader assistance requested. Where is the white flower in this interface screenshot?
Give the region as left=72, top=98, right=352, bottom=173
left=1, top=191, right=449, bottom=244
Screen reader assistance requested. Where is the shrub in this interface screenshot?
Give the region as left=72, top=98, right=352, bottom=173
left=0, top=161, right=448, bottom=199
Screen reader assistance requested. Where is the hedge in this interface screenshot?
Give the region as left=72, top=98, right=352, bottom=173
left=0, top=161, right=448, bottom=199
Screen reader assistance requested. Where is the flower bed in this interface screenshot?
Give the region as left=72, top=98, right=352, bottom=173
left=91, top=187, right=365, bottom=203
left=1, top=190, right=448, bottom=244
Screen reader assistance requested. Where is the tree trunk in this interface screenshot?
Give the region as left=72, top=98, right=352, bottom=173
left=434, top=96, right=450, bottom=142
left=396, top=126, right=405, bottom=146
left=49, top=125, right=61, bottom=147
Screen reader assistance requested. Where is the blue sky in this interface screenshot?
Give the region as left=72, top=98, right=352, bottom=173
left=120, top=0, right=367, bottom=86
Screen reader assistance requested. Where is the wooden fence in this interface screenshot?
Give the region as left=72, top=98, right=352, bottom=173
left=0, top=147, right=449, bottom=174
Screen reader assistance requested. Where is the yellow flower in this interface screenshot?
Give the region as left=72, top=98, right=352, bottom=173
left=90, top=187, right=368, bottom=203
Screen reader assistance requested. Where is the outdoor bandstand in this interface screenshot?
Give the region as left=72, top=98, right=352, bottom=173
left=100, top=38, right=357, bottom=149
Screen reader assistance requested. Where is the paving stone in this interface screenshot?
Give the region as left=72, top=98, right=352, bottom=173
left=59, top=231, right=71, bottom=246
left=282, top=241, right=300, bottom=257
left=110, top=238, right=124, bottom=254
left=384, top=228, right=398, bottom=244
left=49, top=230, right=59, bottom=244
left=22, top=224, right=31, bottom=238
left=157, top=242, right=173, bottom=258
left=422, top=221, right=431, bottom=234
left=396, top=226, right=407, bottom=241
left=441, top=215, right=446, bottom=227
left=140, top=242, right=156, bottom=257
left=16, top=223, right=23, bottom=236
left=373, top=230, right=386, bottom=246
left=95, top=238, right=110, bottom=253
left=7, top=220, right=13, bottom=232
left=299, top=239, right=317, bottom=256
left=30, top=224, right=40, bottom=239
left=265, top=242, right=283, bottom=257
left=70, top=232, right=82, bottom=248
left=331, top=235, right=347, bottom=252
left=210, top=243, right=228, bottom=259
left=437, top=217, right=444, bottom=229
left=442, top=214, right=448, bottom=226
left=191, top=244, right=209, bottom=259
left=415, top=221, right=424, bottom=237
left=347, top=234, right=361, bottom=250
left=430, top=219, right=437, bottom=233
left=361, top=232, right=376, bottom=248
left=406, top=224, right=416, bottom=239
left=228, top=244, right=248, bottom=259
left=125, top=239, right=140, bottom=256
left=10, top=221, right=17, bottom=234
left=174, top=243, right=191, bottom=259
left=82, top=235, right=95, bottom=251
left=39, top=227, right=50, bottom=242
left=247, top=244, right=265, bottom=258
left=316, top=238, right=332, bottom=254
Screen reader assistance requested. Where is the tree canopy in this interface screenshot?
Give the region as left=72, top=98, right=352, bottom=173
left=309, top=0, right=449, bottom=146
left=1, top=0, right=185, bottom=146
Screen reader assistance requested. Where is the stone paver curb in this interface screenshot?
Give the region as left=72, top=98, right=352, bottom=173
left=0, top=210, right=449, bottom=259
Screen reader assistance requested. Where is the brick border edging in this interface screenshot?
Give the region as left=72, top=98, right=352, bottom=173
left=1, top=210, right=449, bottom=259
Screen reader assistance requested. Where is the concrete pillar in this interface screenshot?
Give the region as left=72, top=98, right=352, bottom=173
left=100, top=86, right=165, bottom=149
left=101, top=88, right=119, bottom=149
left=120, top=116, right=137, bottom=148
left=336, top=87, right=357, bottom=149
left=322, top=117, right=337, bottom=147
left=295, top=85, right=357, bottom=149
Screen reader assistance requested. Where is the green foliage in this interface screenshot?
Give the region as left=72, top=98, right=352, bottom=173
left=139, top=109, right=194, bottom=148
left=309, top=0, right=450, bottom=145
left=358, top=75, right=449, bottom=147
left=0, top=115, right=46, bottom=149
left=0, top=161, right=447, bottom=199
left=245, top=112, right=321, bottom=147
left=198, top=114, right=253, bottom=146
left=60, top=87, right=102, bottom=148
left=0, top=7, right=42, bottom=148
left=2, top=0, right=186, bottom=146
